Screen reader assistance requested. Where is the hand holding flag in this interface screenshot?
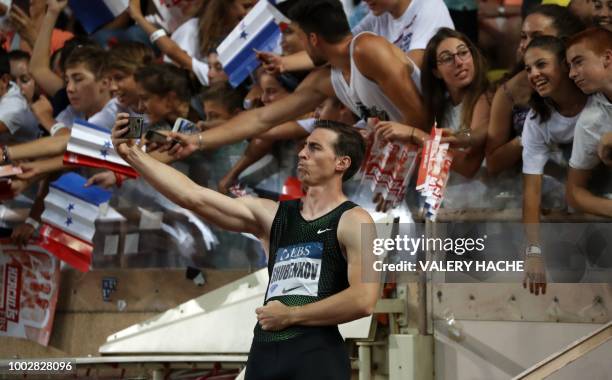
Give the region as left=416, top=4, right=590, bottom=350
left=255, top=49, right=283, bottom=75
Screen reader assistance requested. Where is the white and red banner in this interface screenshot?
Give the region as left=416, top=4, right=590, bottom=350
left=40, top=172, right=123, bottom=272
left=417, top=128, right=453, bottom=221
left=360, top=120, right=420, bottom=209
left=0, top=242, right=60, bottom=346
left=64, top=119, right=138, bottom=178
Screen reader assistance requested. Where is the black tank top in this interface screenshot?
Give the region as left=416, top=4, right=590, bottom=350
left=252, top=199, right=358, bottom=343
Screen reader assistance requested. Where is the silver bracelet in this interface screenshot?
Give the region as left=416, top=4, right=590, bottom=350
left=50, top=122, right=67, bottom=136
left=149, top=29, right=167, bottom=44
left=525, top=245, right=542, bottom=258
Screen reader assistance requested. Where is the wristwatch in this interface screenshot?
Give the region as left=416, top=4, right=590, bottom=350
left=525, top=245, right=542, bottom=258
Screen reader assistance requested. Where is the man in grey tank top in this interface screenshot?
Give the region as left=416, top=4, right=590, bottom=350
left=162, top=0, right=428, bottom=160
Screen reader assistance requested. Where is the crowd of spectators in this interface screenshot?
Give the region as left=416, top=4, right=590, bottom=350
left=0, top=0, right=610, bottom=275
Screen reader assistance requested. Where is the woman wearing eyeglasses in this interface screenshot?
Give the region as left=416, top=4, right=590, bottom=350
left=422, top=27, right=493, bottom=208
left=373, top=27, right=491, bottom=209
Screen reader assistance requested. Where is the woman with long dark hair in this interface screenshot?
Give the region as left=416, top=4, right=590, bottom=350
left=521, top=36, right=588, bottom=294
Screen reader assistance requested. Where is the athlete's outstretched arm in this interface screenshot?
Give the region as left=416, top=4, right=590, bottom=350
left=166, top=68, right=333, bottom=159
left=112, top=128, right=278, bottom=240
left=257, top=208, right=380, bottom=330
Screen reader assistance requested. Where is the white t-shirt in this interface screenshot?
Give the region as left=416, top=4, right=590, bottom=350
left=522, top=108, right=580, bottom=175
left=56, top=98, right=131, bottom=130
left=352, top=0, right=454, bottom=52
left=569, top=93, right=612, bottom=170
left=167, top=18, right=210, bottom=86
left=0, top=82, right=36, bottom=132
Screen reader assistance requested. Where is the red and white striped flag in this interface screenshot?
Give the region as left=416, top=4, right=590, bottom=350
left=39, top=173, right=123, bottom=272
left=63, top=119, right=138, bottom=178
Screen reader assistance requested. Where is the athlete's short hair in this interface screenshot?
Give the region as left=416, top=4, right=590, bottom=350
left=314, top=120, right=365, bottom=182
left=288, top=0, right=351, bottom=44
left=567, top=27, right=612, bottom=55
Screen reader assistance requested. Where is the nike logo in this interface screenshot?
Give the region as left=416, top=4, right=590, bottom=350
left=282, top=285, right=302, bottom=294
left=317, top=228, right=333, bottom=234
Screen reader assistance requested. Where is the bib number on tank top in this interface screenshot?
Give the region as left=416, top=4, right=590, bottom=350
left=266, top=242, right=323, bottom=301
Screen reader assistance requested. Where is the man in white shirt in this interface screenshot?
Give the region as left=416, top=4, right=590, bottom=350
left=259, top=0, right=454, bottom=72
left=566, top=27, right=612, bottom=217
left=353, top=0, right=454, bottom=62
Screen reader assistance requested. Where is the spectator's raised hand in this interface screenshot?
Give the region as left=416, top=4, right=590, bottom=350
left=255, top=50, right=283, bottom=75
left=85, top=171, right=117, bottom=189
left=31, top=95, right=55, bottom=130
left=47, top=0, right=68, bottom=14
left=9, top=5, right=36, bottom=47
left=161, top=132, right=200, bottom=160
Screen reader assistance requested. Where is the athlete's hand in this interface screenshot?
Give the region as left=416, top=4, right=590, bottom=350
left=256, top=300, right=293, bottom=331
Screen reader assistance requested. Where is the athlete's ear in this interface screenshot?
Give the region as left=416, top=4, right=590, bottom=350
left=336, top=155, right=351, bottom=174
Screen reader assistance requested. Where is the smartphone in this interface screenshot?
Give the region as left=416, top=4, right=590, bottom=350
left=145, top=129, right=178, bottom=146
left=172, top=117, right=197, bottom=134
left=124, top=116, right=144, bottom=139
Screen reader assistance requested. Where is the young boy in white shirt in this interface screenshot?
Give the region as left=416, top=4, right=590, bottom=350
left=566, top=27, right=612, bottom=217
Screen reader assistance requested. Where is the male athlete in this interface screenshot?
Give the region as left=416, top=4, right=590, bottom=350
left=164, top=0, right=425, bottom=158
left=112, top=117, right=379, bottom=379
